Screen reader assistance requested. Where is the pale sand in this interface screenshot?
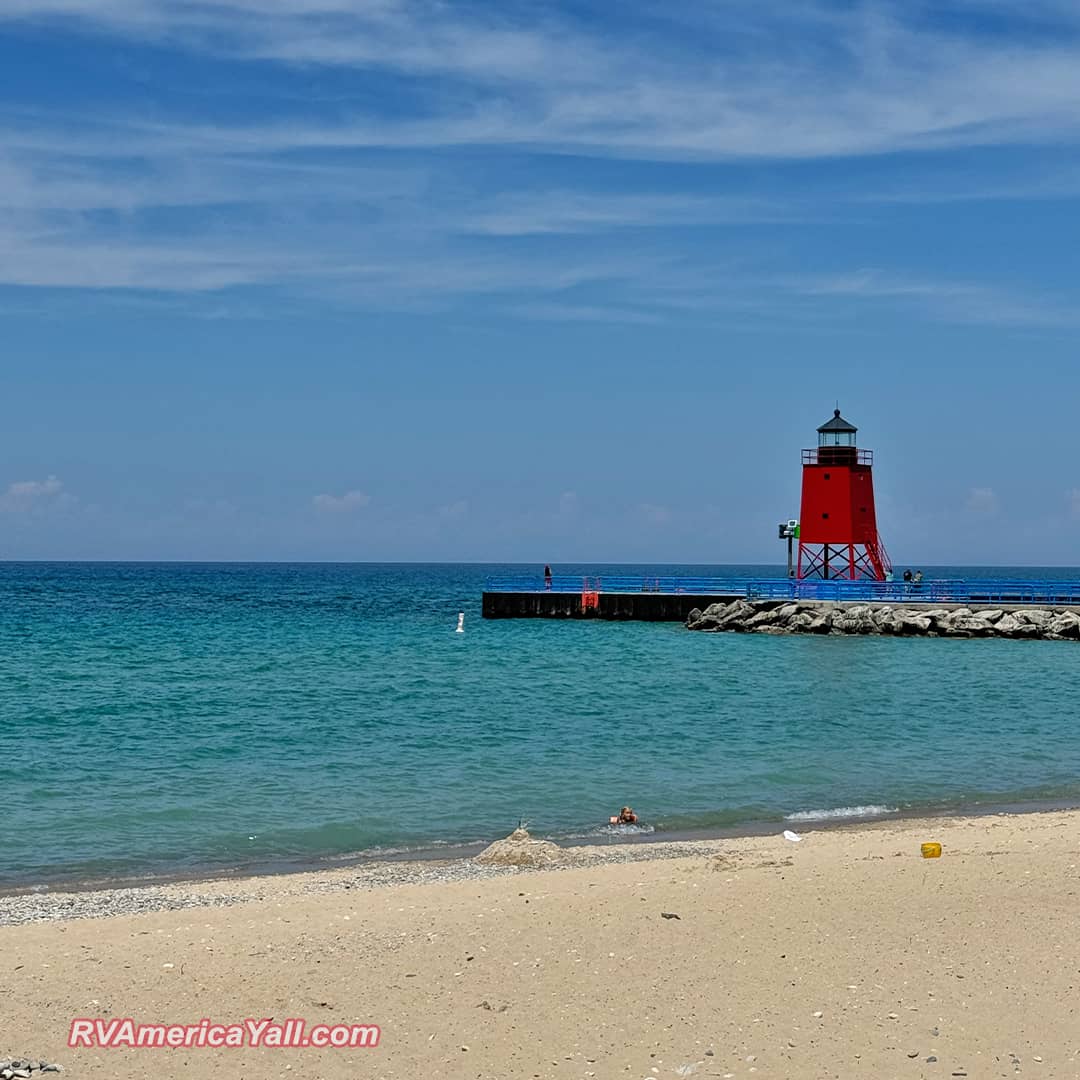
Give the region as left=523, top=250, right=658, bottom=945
left=3, top=811, right=1080, bottom=1079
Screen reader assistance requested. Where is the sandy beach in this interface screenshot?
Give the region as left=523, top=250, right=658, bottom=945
left=3, top=810, right=1079, bottom=1079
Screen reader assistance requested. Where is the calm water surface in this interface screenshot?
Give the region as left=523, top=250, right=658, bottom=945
left=3, top=562, right=1079, bottom=884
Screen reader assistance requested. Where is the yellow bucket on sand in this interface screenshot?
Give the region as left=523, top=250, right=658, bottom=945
left=921, top=842, right=942, bottom=859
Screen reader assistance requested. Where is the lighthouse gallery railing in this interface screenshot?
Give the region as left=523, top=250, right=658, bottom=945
left=801, top=448, right=874, bottom=465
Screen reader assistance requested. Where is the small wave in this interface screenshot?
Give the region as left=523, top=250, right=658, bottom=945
left=603, top=822, right=655, bottom=835
left=784, top=804, right=898, bottom=822
left=556, top=823, right=657, bottom=839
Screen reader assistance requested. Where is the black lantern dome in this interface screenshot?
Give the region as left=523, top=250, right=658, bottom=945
left=817, top=409, right=857, bottom=448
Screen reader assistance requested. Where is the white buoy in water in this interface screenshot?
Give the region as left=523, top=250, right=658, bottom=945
left=456, top=611, right=465, bottom=633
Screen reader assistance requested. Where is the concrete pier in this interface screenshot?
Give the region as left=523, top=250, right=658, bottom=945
left=483, top=575, right=1080, bottom=621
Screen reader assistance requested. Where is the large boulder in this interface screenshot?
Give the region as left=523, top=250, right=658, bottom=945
left=1017, top=609, right=1050, bottom=627
left=745, top=607, right=780, bottom=628
left=715, top=599, right=755, bottom=630
left=831, top=604, right=879, bottom=634
left=844, top=604, right=875, bottom=620
left=1047, top=612, right=1080, bottom=639
left=875, top=608, right=906, bottom=634
left=932, top=608, right=972, bottom=635
left=941, top=607, right=973, bottom=622
left=898, top=614, right=932, bottom=634
left=687, top=600, right=746, bottom=631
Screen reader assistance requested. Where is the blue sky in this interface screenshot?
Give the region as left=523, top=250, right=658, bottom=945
left=2, top=0, right=1080, bottom=563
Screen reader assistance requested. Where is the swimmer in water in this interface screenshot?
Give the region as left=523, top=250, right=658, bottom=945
left=609, top=805, right=638, bottom=825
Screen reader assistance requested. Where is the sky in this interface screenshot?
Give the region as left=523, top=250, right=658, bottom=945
left=2, top=0, right=1080, bottom=564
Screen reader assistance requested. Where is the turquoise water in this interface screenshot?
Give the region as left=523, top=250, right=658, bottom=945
left=4, top=562, right=1080, bottom=886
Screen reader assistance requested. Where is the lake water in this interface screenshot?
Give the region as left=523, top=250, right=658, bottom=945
left=4, top=562, right=1079, bottom=886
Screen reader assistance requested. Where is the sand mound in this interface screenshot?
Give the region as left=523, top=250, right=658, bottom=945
left=474, top=827, right=564, bottom=869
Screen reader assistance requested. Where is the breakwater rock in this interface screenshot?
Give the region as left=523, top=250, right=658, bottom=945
left=686, top=599, right=1080, bottom=640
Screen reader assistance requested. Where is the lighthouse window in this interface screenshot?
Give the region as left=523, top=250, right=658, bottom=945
left=822, top=512, right=829, bottom=519
left=823, top=473, right=830, bottom=480
left=819, top=431, right=856, bottom=448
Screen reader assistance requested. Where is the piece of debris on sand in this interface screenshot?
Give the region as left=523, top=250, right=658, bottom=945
left=474, top=827, right=565, bottom=869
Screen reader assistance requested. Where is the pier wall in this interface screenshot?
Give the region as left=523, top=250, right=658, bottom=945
left=481, top=591, right=743, bottom=621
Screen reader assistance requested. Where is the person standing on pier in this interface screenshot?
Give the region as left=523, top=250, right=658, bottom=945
left=544, top=564, right=553, bottom=590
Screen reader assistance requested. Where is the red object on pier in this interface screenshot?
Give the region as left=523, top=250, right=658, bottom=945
left=581, top=577, right=600, bottom=611
left=797, top=409, right=891, bottom=581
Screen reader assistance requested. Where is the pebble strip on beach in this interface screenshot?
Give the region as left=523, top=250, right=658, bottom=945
left=0, top=838, right=731, bottom=927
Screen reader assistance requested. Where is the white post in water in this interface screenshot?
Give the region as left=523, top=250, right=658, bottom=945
left=456, top=611, right=465, bottom=633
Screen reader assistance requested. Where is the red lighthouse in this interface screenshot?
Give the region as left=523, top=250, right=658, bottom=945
left=796, top=409, right=891, bottom=580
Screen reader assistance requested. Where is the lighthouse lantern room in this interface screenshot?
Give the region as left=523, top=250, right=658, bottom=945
left=796, top=409, right=891, bottom=581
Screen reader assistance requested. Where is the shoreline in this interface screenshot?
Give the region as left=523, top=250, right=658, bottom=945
left=5, top=806, right=1080, bottom=1078
left=5, top=796, right=1080, bottom=922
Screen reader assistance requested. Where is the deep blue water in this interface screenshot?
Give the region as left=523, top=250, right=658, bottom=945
left=3, top=562, right=1080, bottom=886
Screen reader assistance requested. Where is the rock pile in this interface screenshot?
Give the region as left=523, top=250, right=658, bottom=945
left=686, top=599, right=1080, bottom=640
left=0, top=1061, right=62, bottom=1078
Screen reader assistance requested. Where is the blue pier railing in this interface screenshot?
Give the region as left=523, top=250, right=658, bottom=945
left=484, top=576, right=1080, bottom=606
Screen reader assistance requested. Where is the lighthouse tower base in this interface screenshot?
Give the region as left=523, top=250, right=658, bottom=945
left=797, top=541, right=890, bottom=581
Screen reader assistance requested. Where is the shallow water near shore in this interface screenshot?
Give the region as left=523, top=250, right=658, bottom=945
left=5, top=561, right=1080, bottom=886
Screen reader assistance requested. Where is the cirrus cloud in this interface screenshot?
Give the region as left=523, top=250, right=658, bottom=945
left=2, top=0, right=1080, bottom=332
left=0, top=475, right=70, bottom=512
left=312, top=489, right=372, bottom=513
left=965, top=486, right=1000, bottom=514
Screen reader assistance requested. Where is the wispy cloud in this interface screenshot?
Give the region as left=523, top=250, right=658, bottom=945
left=965, top=486, right=1000, bottom=514
left=789, top=269, right=1080, bottom=328
left=437, top=499, right=468, bottom=519
left=6, top=1, right=1080, bottom=161
left=3, top=1, right=1080, bottom=329
left=855, top=166, right=1080, bottom=205
left=506, top=302, right=663, bottom=325
left=6, top=476, right=63, bottom=499
left=461, top=192, right=791, bottom=235
left=0, top=475, right=71, bottom=513
left=312, top=490, right=371, bottom=512
left=639, top=502, right=672, bottom=525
